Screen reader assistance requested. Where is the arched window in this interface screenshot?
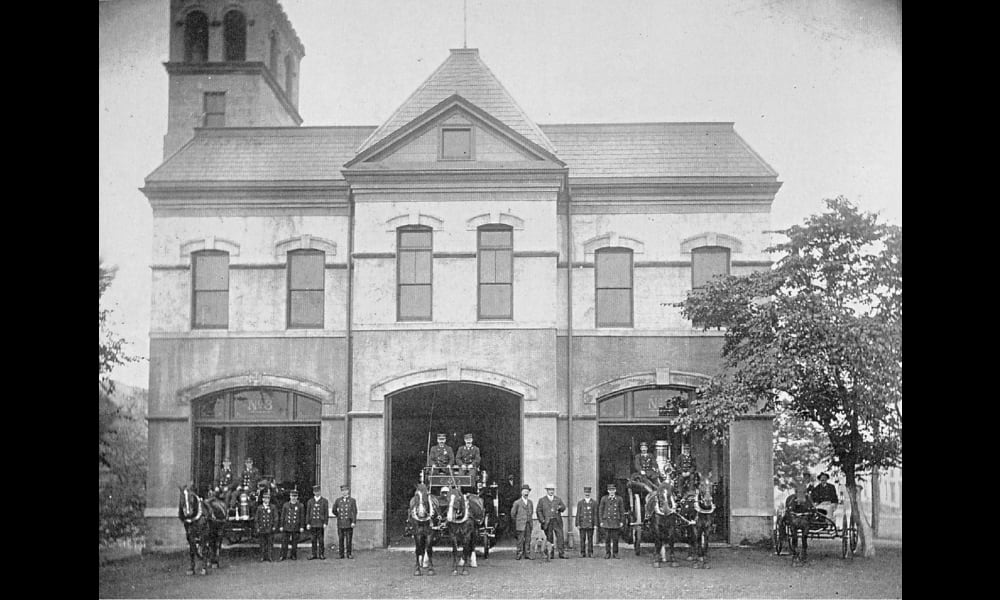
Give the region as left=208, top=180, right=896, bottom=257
left=269, top=31, right=280, bottom=75
left=595, top=247, right=633, bottom=327
left=223, top=10, right=247, bottom=61
left=284, top=54, right=295, bottom=94
left=184, top=11, right=209, bottom=63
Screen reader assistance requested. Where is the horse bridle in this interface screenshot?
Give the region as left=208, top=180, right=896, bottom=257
left=447, top=492, right=470, bottom=524
left=411, top=490, right=435, bottom=523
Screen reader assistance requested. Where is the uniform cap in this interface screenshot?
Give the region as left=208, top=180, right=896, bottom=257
left=289, top=489, right=299, bottom=496
left=520, top=484, right=531, bottom=491
left=464, top=434, right=473, bottom=441
left=440, top=486, right=451, bottom=494
left=607, top=484, right=617, bottom=491
left=639, top=441, right=648, bottom=448
left=340, top=484, right=350, bottom=491
left=437, top=433, right=447, bottom=438
left=312, top=484, right=321, bottom=492
left=583, top=486, right=592, bottom=493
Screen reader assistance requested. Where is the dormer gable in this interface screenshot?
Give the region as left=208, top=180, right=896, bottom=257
left=343, top=94, right=565, bottom=171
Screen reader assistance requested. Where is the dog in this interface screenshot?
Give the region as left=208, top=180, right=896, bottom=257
left=531, top=526, right=554, bottom=561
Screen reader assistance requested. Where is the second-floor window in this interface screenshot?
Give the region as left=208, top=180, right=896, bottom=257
left=287, top=250, right=325, bottom=328
left=596, top=248, right=633, bottom=327
left=478, top=226, right=513, bottom=319
left=192, top=250, right=229, bottom=329
left=204, top=92, right=225, bottom=127
left=691, top=246, right=731, bottom=291
left=397, top=227, right=432, bottom=321
left=691, top=245, right=730, bottom=327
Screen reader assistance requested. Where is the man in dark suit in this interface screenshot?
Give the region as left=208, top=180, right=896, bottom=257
left=810, top=472, right=839, bottom=517
left=510, top=484, right=534, bottom=560
left=254, top=491, right=278, bottom=562
left=599, top=483, right=626, bottom=559
left=455, top=433, right=481, bottom=481
left=536, top=483, right=568, bottom=560
left=575, top=486, right=597, bottom=557
left=427, top=433, right=455, bottom=475
left=333, top=484, right=358, bottom=559
left=279, top=489, right=305, bottom=561
left=305, top=484, right=330, bottom=560
left=674, top=443, right=698, bottom=492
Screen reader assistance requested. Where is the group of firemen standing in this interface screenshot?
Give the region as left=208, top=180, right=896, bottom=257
left=213, top=457, right=358, bottom=562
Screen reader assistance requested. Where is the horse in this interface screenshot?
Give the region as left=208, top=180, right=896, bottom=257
left=177, top=484, right=227, bottom=575
left=781, top=489, right=815, bottom=566
left=685, top=473, right=716, bottom=568
left=464, top=492, right=487, bottom=566
left=645, top=481, right=695, bottom=568
left=409, top=484, right=439, bottom=576
left=443, top=487, right=477, bottom=575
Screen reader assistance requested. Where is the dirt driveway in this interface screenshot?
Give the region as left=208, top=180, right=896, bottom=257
left=99, top=540, right=901, bottom=598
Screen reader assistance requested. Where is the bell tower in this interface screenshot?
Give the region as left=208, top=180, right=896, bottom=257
left=162, top=0, right=305, bottom=159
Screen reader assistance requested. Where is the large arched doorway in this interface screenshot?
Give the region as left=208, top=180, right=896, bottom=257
left=192, top=387, right=321, bottom=499
left=385, top=382, right=522, bottom=545
left=597, top=386, right=728, bottom=542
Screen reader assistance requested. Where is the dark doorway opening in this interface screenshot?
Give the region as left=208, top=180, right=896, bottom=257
left=598, top=424, right=727, bottom=542
left=386, top=382, right=521, bottom=546
left=194, top=425, right=320, bottom=498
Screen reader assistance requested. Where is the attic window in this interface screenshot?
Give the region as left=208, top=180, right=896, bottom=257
left=441, top=127, right=473, bottom=160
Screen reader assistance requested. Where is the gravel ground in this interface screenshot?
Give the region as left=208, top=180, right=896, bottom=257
left=99, top=540, right=901, bottom=599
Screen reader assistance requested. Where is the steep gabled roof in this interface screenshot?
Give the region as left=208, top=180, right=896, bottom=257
left=355, top=48, right=555, bottom=156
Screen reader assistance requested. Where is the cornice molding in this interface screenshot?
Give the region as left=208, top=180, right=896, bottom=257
left=369, top=365, right=538, bottom=402
left=581, top=367, right=713, bottom=405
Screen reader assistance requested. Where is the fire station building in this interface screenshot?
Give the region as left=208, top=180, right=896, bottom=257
left=142, top=0, right=780, bottom=550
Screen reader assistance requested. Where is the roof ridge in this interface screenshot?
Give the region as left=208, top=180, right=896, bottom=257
left=470, top=51, right=554, bottom=153
left=355, top=51, right=455, bottom=154
left=539, top=121, right=736, bottom=128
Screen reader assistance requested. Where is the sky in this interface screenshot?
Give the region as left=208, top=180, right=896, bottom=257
left=98, top=0, right=902, bottom=389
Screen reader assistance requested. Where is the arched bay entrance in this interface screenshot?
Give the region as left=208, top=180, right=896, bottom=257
left=385, top=382, right=522, bottom=544
left=597, top=386, right=728, bottom=542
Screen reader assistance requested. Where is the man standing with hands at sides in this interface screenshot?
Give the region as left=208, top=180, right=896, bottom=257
left=537, top=484, right=568, bottom=560
left=254, top=490, right=277, bottom=562
left=455, top=433, right=481, bottom=481
left=333, top=484, right=358, bottom=559
left=599, top=483, right=626, bottom=559
left=305, top=484, right=329, bottom=560
left=510, top=484, right=534, bottom=560
left=575, top=486, right=596, bottom=558
left=279, top=489, right=305, bottom=561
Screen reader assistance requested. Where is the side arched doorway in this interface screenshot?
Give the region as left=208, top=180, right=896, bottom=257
left=384, top=382, right=522, bottom=545
left=192, top=387, right=322, bottom=499
left=597, top=386, right=729, bottom=542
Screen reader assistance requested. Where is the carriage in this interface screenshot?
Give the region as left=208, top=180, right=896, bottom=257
left=409, top=466, right=497, bottom=559
left=772, top=504, right=858, bottom=559
left=210, top=484, right=293, bottom=546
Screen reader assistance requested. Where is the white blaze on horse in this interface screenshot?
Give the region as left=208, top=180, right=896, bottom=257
left=177, top=484, right=226, bottom=575
left=409, top=484, right=438, bottom=576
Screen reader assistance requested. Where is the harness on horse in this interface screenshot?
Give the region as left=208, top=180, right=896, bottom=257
left=180, top=488, right=204, bottom=524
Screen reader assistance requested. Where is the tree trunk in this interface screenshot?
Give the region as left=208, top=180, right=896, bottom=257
left=871, top=470, right=880, bottom=538
left=846, top=482, right=875, bottom=558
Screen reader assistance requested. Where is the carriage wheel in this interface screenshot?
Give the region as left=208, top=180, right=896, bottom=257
left=633, top=525, right=643, bottom=555
left=849, top=526, right=858, bottom=554
left=773, top=524, right=784, bottom=555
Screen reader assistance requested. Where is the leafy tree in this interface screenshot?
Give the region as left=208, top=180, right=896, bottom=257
left=676, top=197, right=901, bottom=558
left=99, top=258, right=137, bottom=466
left=773, top=408, right=831, bottom=491
left=99, top=386, right=148, bottom=543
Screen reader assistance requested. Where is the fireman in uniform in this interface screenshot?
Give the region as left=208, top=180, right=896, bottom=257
left=633, top=441, right=660, bottom=489
left=575, top=486, right=597, bottom=558
left=674, top=443, right=698, bottom=493
left=427, top=433, right=455, bottom=475
left=215, top=458, right=235, bottom=509
left=236, top=457, right=261, bottom=507
left=305, top=484, right=330, bottom=560
left=598, top=483, right=627, bottom=559
left=333, top=484, right=358, bottom=559
left=279, top=489, right=305, bottom=561
left=455, top=433, right=481, bottom=481
left=254, top=490, right=278, bottom=562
